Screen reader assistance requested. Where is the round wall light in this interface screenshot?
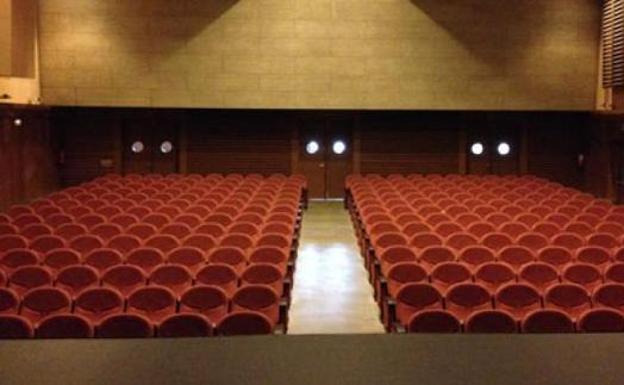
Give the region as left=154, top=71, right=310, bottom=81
left=305, top=140, right=320, bottom=155
left=470, top=142, right=484, bottom=155
left=332, top=140, right=347, bottom=155
left=497, top=142, right=511, bottom=156
left=131, top=141, right=145, bottom=154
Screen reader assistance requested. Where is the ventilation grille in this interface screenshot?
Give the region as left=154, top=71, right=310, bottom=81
left=603, top=0, right=624, bottom=87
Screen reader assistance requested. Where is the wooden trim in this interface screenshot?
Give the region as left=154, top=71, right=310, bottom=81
left=290, top=125, right=299, bottom=174
left=519, top=124, right=529, bottom=174
left=178, top=123, right=188, bottom=174
left=458, top=125, right=467, bottom=174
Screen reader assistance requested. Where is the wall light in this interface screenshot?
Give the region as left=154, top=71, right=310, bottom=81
left=470, top=142, right=484, bottom=155
left=497, top=142, right=511, bottom=156
left=13, top=118, right=22, bottom=127
left=332, top=140, right=347, bottom=155
left=305, top=140, right=320, bottom=155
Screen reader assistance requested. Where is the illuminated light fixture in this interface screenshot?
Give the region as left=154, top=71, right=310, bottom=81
left=131, top=141, right=145, bottom=154
left=160, top=141, right=173, bottom=154
left=497, top=142, right=511, bottom=156
left=470, top=142, right=484, bottom=155
left=306, top=140, right=320, bottom=155
left=13, top=118, right=22, bottom=127
left=332, top=140, right=347, bottom=155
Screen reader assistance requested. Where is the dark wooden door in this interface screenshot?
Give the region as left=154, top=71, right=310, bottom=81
left=297, top=116, right=352, bottom=199
left=467, top=125, right=519, bottom=175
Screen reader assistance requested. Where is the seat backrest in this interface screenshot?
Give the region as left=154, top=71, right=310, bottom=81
left=9, top=266, right=53, bottom=295
left=0, top=315, right=34, bottom=339
left=518, top=262, right=560, bottom=292
left=102, top=265, right=147, bottom=296
left=407, top=310, right=461, bottom=333
left=20, top=286, right=71, bottom=323
left=158, top=313, right=213, bottom=338
left=578, top=308, right=624, bottom=333
left=593, top=283, right=624, bottom=311
left=36, top=314, right=94, bottom=339
left=465, top=309, right=518, bottom=333
left=216, top=311, right=273, bottom=336
left=126, top=247, right=165, bottom=274
left=55, top=265, right=99, bottom=295
left=127, top=286, right=177, bottom=323
left=521, top=309, right=575, bottom=333
left=97, top=314, right=154, bottom=338
left=495, top=283, right=542, bottom=319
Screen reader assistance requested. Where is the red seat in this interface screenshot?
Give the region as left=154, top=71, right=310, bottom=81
left=42, top=248, right=81, bottom=271
left=126, top=224, right=158, bottom=239
left=386, top=263, right=428, bottom=298
left=430, top=262, right=472, bottom=292
left=458, top=246, right=495, bottom=269
left=0, top=235, right=29, bottom=253
left=474, top=262, right=516, bottom=291
left=578, top=308, right=624, bottom=333
left=20, top=286, right=71, bottom=323
left=208, top=247, right=247, bottom=274
left=605, top=263, right=624, bottom=283
left=410, top=232, right=443, bottom=249
left=445, top=282, right=492, bottom=321
left=195, top=264, right=239, bottom=297
left=575, top=246, right=611, bottom=269
left=55, top=265, right=99, bottom=295
left=241, top=264, right=285, bottom=297
left=445, top=233, right=479, bottom=251
left=516, top=232, right=549, bottom=251
left=499, top=222, right=530, bottom=239
left=179, top=286, right=228, bottom=324
left=537, top=247, right=573, bottom=270
left=495, top=283, right=542, bottom=320
left=20, top=223, right=53, bottom=239
left=97, top=314, right=154, bottom=338
left=518, top=262, right=559, bottom=292
left=149, top=264, right=193, bottom=295
left=216, top=311, right=273, bottom=336
left=406, top=310, right=461, bottom=333
left=480, top=233, right=514, bottom=252
left=418, top=246, right=455, bottom=271
left=54, top=223, right=87, bottom=241
left=248, top=246, right=289, bottom=274
left=158, top=313, right=213, bottom=338
left=0, top=315, right=34, bottom=338
left=497, top=246, right=535, bottom=270
left=74, top=287, right=124, bottom=323
left=166, top=247, right=206, bottom=274
left=9, top=266, right=53, bottom=295
left=395, top=283, right=443, bottom=325
left=544, top=283, right=591, bottom=319
left=0, top=287, right=19, bottom=314
left=378, top=246, right=417, bottom=276
left=69, top=235, right=104, bottom=254
left=102, top=265, right=147, bottom=296
left=126, top=247, right=165, bottom=274
left=144, top=235, right=180, bottom=254
left=561, top=263, right=602, bottom=292
left=593, top=283, right=624, bottom=312
left=231, top=285, right=280, bottom=327
left=521, top=309, right=575, bottom=333
left=465, top=309, right=518, bottom=333
left=127, top=286, right=177, bottom=323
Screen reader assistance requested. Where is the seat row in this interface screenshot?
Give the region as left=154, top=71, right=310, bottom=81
left=0, top=311, right=276, bottom=339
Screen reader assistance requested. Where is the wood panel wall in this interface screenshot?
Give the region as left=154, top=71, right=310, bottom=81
left=0, top=104, right=58, bottom=211
left=49, top=107, right=606, bottom=198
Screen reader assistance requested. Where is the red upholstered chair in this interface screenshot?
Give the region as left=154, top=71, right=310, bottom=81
left=605, top=263, right=624, bottom=283
left=158, top=313, right=214, bottom=338
left=0, top=223, right=19, bottom=236
left=74, top=287, right=124, bottom=323
left=593, top=283, right=624, bottom=312
left=575, top=246, right=611, bottom=270
left=494, top=283, right=542, bottom=320
left=20, top=223, right=53, bottom=239
left=577, top=308, right=624, bottom=333
left=109, top=213, right=140, bottom=229
left=69, top=235, right=104, bottom=255
left=102, top=265, right=147, bottom=296
left=394, top=283, right=443, bottom=326
left=445, top=233, right=479, bottom=251
left=248, top=246, right=289, bottom=275
left=406, top=310, right=461, bottom=333
left=430, top=262, right=472, bottom=292
left=149, top=264, right=193, bottom=295
left=241, top=264, right=285, bottom=297
left=465, top=309, right=518, bottom=333
left=83, top=248, right=122, bottom=273
left=465, top=222, right=497, bottom=238
left=97, top=314, right=154, bottom=338
left=20, top=286, right=71, bottom=323
left=480, top=233, right=514, bottom=252
left=29, top=235, right=66, bottom=254
left=216, top=311, right=273, bottom=336
left=8, top=266, right=53, bottom=295
left=433, top=222, right=464, bottom=238
left=0, top=315, right=34, bottom=339
left=0, top=287, right=19, bottom=314
left=0, top=235, right=29, bottom=253
left=385, top=263, right=428, bottom=298
left=532, top=222, right=562, bottom=239
left=544, top=283, right=591, bottom=320
left=497, top=246, right=535, bottom=271
left=37, top=308, right=92, bottom=338
left=208, top=247, right=247, bottom=275
left=231, top=285, right=280, bottom=327
left=54, top=223, right=88, bottom=242
left=196, top=264, right=239, bottom=298
left=499, top=222, right=530, bottom=239
left=126, top=247, right=165, bottom=274
left=516, top=232, right=549, bottom=252
left=144, top=235, right=180, bottom=254
left=179, top=285, right=229, bottom=324
left=518, top=262, right=560, bottom=293
left=55, top=265, right=99, bottom=296
left=444, top=282, right=492, bottom=322
left=410, top=232, right=444, bottom=250
left=418, top=246, right=455, bottom=271
left=127, top=285, right=177, bottom=323
left=378, top=246, right=417, bottom=276
left=42, top=248, right=81, bottom=271
left=474, top=262, right=516, bottom=292
left=561, top=263, right=602, bottom=292
left=166, top=247, right=206, bottom=274
left=126, top=223, right=159, bottom=240
left=458, top=246, right=495, bottom=269
left=521, top=309, right=575, bottom=333
left=537, top=247, right=573, bottom=271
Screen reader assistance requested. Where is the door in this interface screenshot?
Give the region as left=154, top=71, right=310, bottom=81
left=467, top=126, right=519, bottom=175
left=122, top=113, right=179, bottom=175
left=298, top=116, right=352, bottom=199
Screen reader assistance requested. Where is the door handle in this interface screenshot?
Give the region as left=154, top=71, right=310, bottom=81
left=319, top=162, right=325, bottom=168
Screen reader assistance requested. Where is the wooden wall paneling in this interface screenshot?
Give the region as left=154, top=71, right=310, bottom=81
left=121, top=110, right=153, bottom=176
left=150, top=111, right=179, bottom=175
left=325, top=114, right=353, bottom=198
left=186, top=110, right=292, bottom=176
left=489, top=115, right=521, bottom=176
left=359, top=112, right=460, bottom=175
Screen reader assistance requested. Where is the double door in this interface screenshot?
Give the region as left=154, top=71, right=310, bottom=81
left=298, top=116, right=353, bottom=199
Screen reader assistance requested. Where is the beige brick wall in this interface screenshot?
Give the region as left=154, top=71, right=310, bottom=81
left=38, top=0, right=600, bottom=110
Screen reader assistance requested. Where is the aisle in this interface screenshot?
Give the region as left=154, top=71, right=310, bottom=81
left=287, top=201, right=385, bottom=334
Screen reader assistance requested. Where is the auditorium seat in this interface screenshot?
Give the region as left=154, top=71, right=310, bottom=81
left=127, top=286, right=177, bottom=323
left=518, top=262, right=560, bottom=292
left=406, top=310, right=461, bottom=333
left=126, top=247, right=165, bottom=274
left=0, top=314, right=34, bottom=338
left=430, top=262, right=472, bottom=292
left=97, top=314, right=154, bottom=338
left=179, top=286, right=228, bottom=324
left=196, top=264, right=239, bottom=297
left=474, top=262, right=516, bottom=291
left=208, top=247, right=247, bottom=274
left=0, top=287, right=19, bottom=314
left=216, top=311, right=273, bottom=336
left=42, top=248, right=81, bottom=271
left=84, top=248, right=123, bottom=273
left=385, top=263, right=428, bottom=298
left=8, top=266, right=53, bottom=295
left=445, top=282, right=492, bottom=321
left=495, top=283, right=542, bottom=320
left=231, top=285, right=280, bottom=327
left=395, top=283, right=444, bottom=325
left=20, top=286, right=71, bottom=323
left=593, top=283, right=624, bottom=312
left=102, top=265, right=147, bottom=295
left=562, top=263, right=603, bottom=292
left=465, top=309, right=518, bottom=333
left=578, top=308, right=624, bottom=333
left=149, top=264, right=193, bottom=295
left=36, top=314, right=94, bottom=338
left=521, top=309, right=575, bottom=333
left=158, top=313, right=213, bottom=338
